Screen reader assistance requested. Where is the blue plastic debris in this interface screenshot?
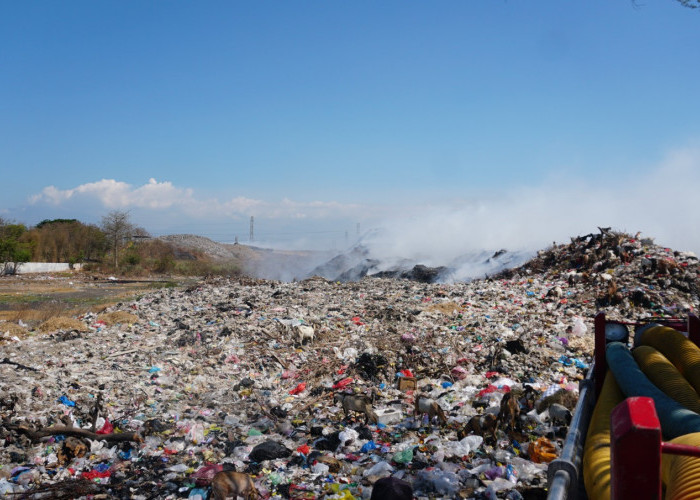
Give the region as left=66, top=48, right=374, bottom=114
left=58, top=395, right=75, bottom=407
left=361, top=440, right=377, bottom=453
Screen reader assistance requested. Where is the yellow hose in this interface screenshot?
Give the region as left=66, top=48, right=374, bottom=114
left=662, top=432, right=700, bottom=500
left=583, top=371, right=625, bottom=500
left=636, top=325, right=700, bottom=397
left=633, top=345, right=700, bottom=414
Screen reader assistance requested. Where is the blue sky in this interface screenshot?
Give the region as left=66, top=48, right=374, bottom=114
left=2, top=1, right=700, bottom=255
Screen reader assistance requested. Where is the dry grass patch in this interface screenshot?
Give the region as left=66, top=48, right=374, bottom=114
left=425, top=301, right=461, bottom=315
left=99, top=311, right=140, bottom=326
left=37, top=316, right=88, bottom=333
left=0, top=321, right=30, bottom=340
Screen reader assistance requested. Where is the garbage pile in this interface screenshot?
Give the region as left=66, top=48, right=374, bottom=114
left=1, top=230, right=698, bottom=499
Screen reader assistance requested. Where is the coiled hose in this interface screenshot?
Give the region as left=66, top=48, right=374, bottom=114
left=584, top=327, right=700, bottom=499
left=632, top=345, right=700, bottom=414
left=583, top=372, right=625, bottom=500
left=606, top=342, right=700, bottom=440
left=662, top=432, right=700, bottom=500
left=635, top=325, right=700, bottom=397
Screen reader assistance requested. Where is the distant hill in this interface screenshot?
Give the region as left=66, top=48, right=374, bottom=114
left=157, top=234, right=333, bottom=281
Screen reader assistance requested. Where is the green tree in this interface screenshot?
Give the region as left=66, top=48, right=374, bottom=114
left=21, top=219, right=107, bottom=264
left=0, top=218, right=31, bottom=274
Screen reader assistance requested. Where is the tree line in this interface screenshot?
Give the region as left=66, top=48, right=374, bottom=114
left=0, top=211, right=163, bottom=274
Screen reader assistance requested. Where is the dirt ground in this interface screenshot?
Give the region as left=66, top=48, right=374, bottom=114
left=0, top=272, right=191, bottom=326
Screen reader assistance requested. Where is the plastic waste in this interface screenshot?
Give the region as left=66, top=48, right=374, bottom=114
left=572, top=316, right=587, bottom=336
left=444, top=435, right=483, bottom=457
left=338, top=428, right=359, bottom=446
left=362, top=461, right=393, bottom=477
left=167, top=463, right=189, bottom=473
left=486, top=477, right=517, bottom=496
left=187, top=422, right=205, bottom=444
left=361, top=440, right=377, bottom=453
left=392, top=447, right=414, bottom=463
left=312, top=462, right=330, bottom=475
left=188, top=488, right=209, bottom=499
left=528, top=437, right=558, bottom=463
left=97, top=419, right=114, bottom=434
left=414, top=468, right=460, bottom=496
left=451, top=366, right=468, bottom=380
left=510, top=456, right=545, bottom=481
left=249, top=440, right=292, bottom=462
left=58, top=395, right=75, bottom=407
left=332, top=377, right=353, bottom=390
left=191, top=464, right=223, bottom=486
left=0, top=480, right=15, bottom=496
left=289, top=382, right=306, bottom=395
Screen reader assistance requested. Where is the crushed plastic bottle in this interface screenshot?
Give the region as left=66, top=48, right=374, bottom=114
left=392, top=447, right=414, bottom=464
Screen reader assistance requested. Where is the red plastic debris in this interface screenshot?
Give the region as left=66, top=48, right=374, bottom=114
left=82, top=469, right=111, bottom=480
left=451, top=366, right=468, bottom=380
left=297, top=444, right=310, bottom=455
left=478, top=385, right=498, bottom=398
left=96, top=420, right=114, bottom=435
left=289, top=383, right=306, bottom=395
left=332, top=377, right=353, bottom=390
left=191, top=464, right=224, bottom=486
left=399, top=369, right=414, bottom=378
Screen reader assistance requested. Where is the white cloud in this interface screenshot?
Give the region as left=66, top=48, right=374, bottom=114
left=27, top=178, right=366, bottom=223
left=20, top=144, right=700, bottom=255
left=30, top=179, right=190, bottom=210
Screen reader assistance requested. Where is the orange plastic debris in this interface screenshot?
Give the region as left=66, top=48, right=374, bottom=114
left=529, top=437, right=558, bottom=463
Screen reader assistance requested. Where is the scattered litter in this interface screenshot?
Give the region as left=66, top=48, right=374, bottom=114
left=1, top=229, right=698, bottom=498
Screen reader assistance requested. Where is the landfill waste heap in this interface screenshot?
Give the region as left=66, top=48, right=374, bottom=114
left=1, top=229, right=698, bottom=499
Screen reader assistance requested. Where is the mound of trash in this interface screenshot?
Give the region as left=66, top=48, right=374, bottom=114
left=0, top=230, right=697, bottom=499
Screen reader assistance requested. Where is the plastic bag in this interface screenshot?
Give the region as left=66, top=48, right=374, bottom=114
left=528, top=437, right=558, bottom=463
left=572, top=317, right=587, bottom=336
left=289, top=383, right=306, bottom=395
left=392, top=447, right=413, bottom=463
left=362, top=461, right=393, bottom=477
left=414, top=468, right=460, bottom=496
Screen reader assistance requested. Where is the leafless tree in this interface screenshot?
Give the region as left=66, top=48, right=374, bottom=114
left=101, top=210, right=134, bottom=271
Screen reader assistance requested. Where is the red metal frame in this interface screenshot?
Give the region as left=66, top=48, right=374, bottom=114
left=593, top=312, right=700, bottom=398
left=593, top=314, right=700, bottom=500
left=610, top=397, right=662, bottom=499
